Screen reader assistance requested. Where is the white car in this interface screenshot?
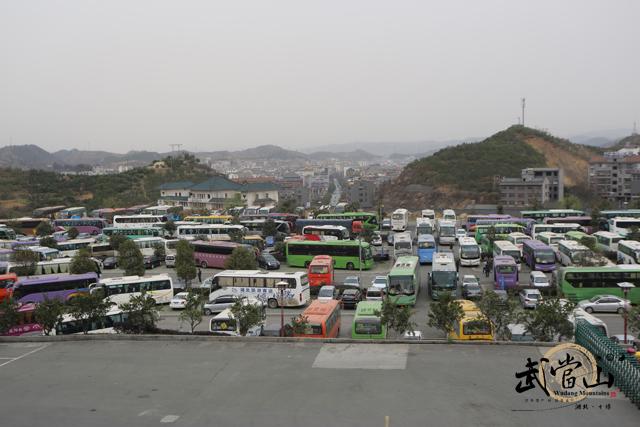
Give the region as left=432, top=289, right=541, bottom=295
left=455, top=229, right=466, bottom=240
left=169, top=292, right=190, bottom=310
left=317, top=285, right=338, bottom=301
left=519, top=289, right=542, bottom=309
left=371, top=231, right=383, bottom=246
left=367, top=276, right=388, bottom=301
left=529, top=271, right=550, bottom=289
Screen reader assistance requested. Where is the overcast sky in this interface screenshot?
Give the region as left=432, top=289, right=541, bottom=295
left=1, top=1, right=638, bottom=153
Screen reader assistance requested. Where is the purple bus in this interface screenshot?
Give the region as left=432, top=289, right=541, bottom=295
left=53, top=218, right=108, bottom=235
left=493, top=255, right=518, bottom=290
left=11, top=273, right=97, bottom=304
left=192, top=240, right=257, bottom=269
left=522, top=239, right=556, bottom=272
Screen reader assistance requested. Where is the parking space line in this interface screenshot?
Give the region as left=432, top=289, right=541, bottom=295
left=0, top=344, right=49, bottom=368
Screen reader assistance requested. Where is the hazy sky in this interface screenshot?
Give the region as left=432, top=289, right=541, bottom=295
left=1, top=0, right=638, bottom=153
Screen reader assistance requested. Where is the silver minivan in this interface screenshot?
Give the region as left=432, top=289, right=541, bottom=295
left=165, top=254, right=176, bottom=268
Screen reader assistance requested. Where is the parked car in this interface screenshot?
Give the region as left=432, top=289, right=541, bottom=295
left=203, top=294, right=240, bottom=315
left=455, top=229, right=466, bottom=241
left=257, top=252, right=280, bottom=270
left=169, top=292, right=190, bottom=310
left=371, top=231, right=383, bottom=246
left=461, top=275, right=482, bottom=299
left=387, top=232, right=394, bottom=246
left=610, top=334, right=637, bottom=346
left=519, top=289, right=542, bottom=309
left=529, top=271, right=550, bottom=289
left=578, top=295, right=631, bottom=314
left=165, top=254, right=176, bottom=268
left=102, top=256, right=118, bottom=269
left=340, top=288, right=363, bottom=309
left=143, top=255, right=163, bottom=269
left=343, top=276, right=361, bottom=288
left=317, top=285, right=339, bottom=301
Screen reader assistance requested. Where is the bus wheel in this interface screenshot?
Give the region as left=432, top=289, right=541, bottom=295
left=267, top=298, right=278, bottom=309
left=346, top=262, right=355, bottom=270
left=200, top=261, right=208, bottom=269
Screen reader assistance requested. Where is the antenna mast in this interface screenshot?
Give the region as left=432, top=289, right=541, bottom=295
left=521, top=98, right=526, bottom=127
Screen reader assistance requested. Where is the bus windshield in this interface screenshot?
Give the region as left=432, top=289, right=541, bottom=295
left=440, top=226, right=455, bottom=235
left=392, top=213, right=404, bottom=220
left=418, top=241, right=435, bottom=249
left=210, top=318, right=237, bottom=332
left=504, top=250, right=520, bottom=261
left=395, top=242, right=411, bottom=250
left=461, top=246, right=479, bottom=258
left=310, top=266, right=329, bottom=274
left=535, top=250, right=556, bottom=264
left=497, top=265, right=516, bottom=274
left=388, top=275, right=415, bottom=295
left=463, top=319, right=492, bottom=335
left=354, top=319, right=382, bottom=335
left=431, top=271, right=456, bottom=289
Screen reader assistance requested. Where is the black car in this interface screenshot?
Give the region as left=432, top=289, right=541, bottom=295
left=340, top=288, right=363, bottom=309
left=102, top=256, right=118, bottom=269
left=143, top=255, right=163, bottom=269
left=258, top=253, right=280, bottom=270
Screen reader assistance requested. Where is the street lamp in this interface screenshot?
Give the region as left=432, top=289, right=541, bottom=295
left=276, top=281, right=288, bottom=337
left=617, top=282, right=635, bottom=344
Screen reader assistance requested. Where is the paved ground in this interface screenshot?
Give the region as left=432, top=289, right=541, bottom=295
left=0, top=340, right=637, bottom=427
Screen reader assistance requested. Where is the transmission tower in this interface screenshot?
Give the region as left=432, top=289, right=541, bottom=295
left=521, top=98, right=526, bottom=126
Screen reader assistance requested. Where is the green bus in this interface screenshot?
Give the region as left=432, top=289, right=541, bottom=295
left=557, top=265, right=640, bottom=304
left=285, top=240, right=374, bottom=270
left=387, top=256, right=420, bottom=306
left=520, top=209, right=585, bottom=223
left=564, top=230, right=596, bottom=248
left=351, top=301, right=386, bottom=339
left=316, top=212, right=379, bottom=231
left=475, top=223, right=525, bottom=254
left=102, top=226, right=166, bottom=239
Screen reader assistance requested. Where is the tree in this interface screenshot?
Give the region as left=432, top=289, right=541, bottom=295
left=290, top=315, right=309, bottom=336
left=627, top=226, right=640, bottom=242
left=117, top=239, right=145, bottom=276
left=34, top=298, right=65, bottom=336
left=223, top=193, right=243, bottom=210
left=178, top=291, right=206, bottom=333
left=496, top=204, right=504, bottom=215
left=66, top=293, right=114, bottom=334
left=230, top=299, right=264, bottom=336
left=153, top=243, right=166, bottom=259
left=36, top=221, right=54, bottom=237
left=163, top=220, right=177, bottom=237
left=344, top=202, right=360, bottom=212
left=521, top=298, right=575, bottom=342
left=378, top=298, right=416, bottom=338
left=579, top=236, right=597, bottom=252
left=262, top=219, right=278, bottom=238
left=627, top=305, right=640, bottom=335
left=67, top=227, right=80, bottom=239
left=0, top=298, right=20, bottom=334
left=559, top=195, right=581, bottom=210
left=70, top=247, right=98, bottom=275
left=11, top=249, right=40, bottom=276
left=39, top=236, right=58, bottom=249
left=228, top=229, right=243, bottom=243
left=427, top=294, right=464, bottom=338
left=117, top=294, right=159, bottom=334
left=276, top=198, right=297, bottom=214
left=175, top=240, right=197, bottom=287
left=359, top=228, right=374, bottom=243
left=477, top=290, right=517, bottom=340
left=109, top=234, right=127, bottom=251
left=224, top=246, right=257, bottom=270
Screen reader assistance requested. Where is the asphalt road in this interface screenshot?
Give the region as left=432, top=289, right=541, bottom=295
left=0, top=340, right=637, bottom=427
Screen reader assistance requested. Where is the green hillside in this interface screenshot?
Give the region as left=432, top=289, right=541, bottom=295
left=0, top=154, right=217, bottom=217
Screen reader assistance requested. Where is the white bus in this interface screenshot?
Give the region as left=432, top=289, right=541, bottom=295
left=209, top=270, right=310, bottom=308
left=26, top=246, right=60, bottom=261
left=301, top=225, right=350, bottom=240
left=393, top=231, right=413, bottom=258
left=557, top=240, right=591, bottom=266
left=531, top=223, right=581, bottom=240
left=607, top=217, right=640, bottom=237
left=570, top=307, right=609, bottom=338
left=132, top=237, right=166, bottom=256
left=0, top=258, right=73, bottom=276
left=617, top=240, right=640, bottom=264
left=93, top=274, right=174, bottom=305
left=209, top=303, right=266, bottom=337
left=457, top=236, right=480, bottom=267
left=142, top=205, right=174, bottom=216
left=536, top=231, right=564, bottom=259
left=429, top=252, right=458, bottom=300
left=506, top=232, right=530, bottom=255
left=442, top=209, right=457, bottom=222
left=240, top=219, right=290, bottom=237
left=493, top=240, right=522, bottom=270
left=56, top=238, right=95, bottom=257
left=113, top=214, right=167, bottom=228
left=421, top=209, right=436, bottom=220
left=415, top=218, right=434, bottom=237
left=391, top=208, right=409, bottom=231
left=437, top=220, right=456, bottom=246
left=593, top=231, right=622, bottom=253
left=176, top=224, right=245, bottom=241
left=54, top=306, right=125, bottom=335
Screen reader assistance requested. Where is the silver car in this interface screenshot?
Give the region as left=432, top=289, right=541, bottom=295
left=519, top=289, right=542, bottom=309
left=578, top=295, right=631, bottom=314
left=203, top=294, right=240, bottom=315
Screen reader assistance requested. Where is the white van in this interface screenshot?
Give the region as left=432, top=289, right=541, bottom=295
left=209, top=305, right=265, bottom=337
left=528, top=271, right=550, bottom=289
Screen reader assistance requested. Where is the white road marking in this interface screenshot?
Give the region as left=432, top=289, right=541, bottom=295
left=160, top=415, right=180, bottom=423
left=0, top=344, right=49, bottom=368
left=138, top=409, right=153, bottom=416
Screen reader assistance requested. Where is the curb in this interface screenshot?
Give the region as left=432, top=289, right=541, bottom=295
left=0, top=334, right=557, bottom=346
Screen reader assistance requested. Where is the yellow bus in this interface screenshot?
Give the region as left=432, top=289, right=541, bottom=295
left=449, top=299, right=494, bottom=341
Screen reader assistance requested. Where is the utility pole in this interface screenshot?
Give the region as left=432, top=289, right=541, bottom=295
left=521, top=98, right=526, bottom=127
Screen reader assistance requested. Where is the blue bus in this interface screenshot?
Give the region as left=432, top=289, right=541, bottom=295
left=417, top=234, right=436, bottom=264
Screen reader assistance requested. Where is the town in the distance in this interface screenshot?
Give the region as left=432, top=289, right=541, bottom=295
left=1, top=125, right=640, bottom=417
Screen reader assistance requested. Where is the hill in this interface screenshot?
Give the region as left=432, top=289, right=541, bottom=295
left=382, top=125, right=601, bottom=209
left=308, top=149, right=380, bottom=161
left=0, top=145, right=58, bottom=169
left=605, top=134, right=640, bottom=151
